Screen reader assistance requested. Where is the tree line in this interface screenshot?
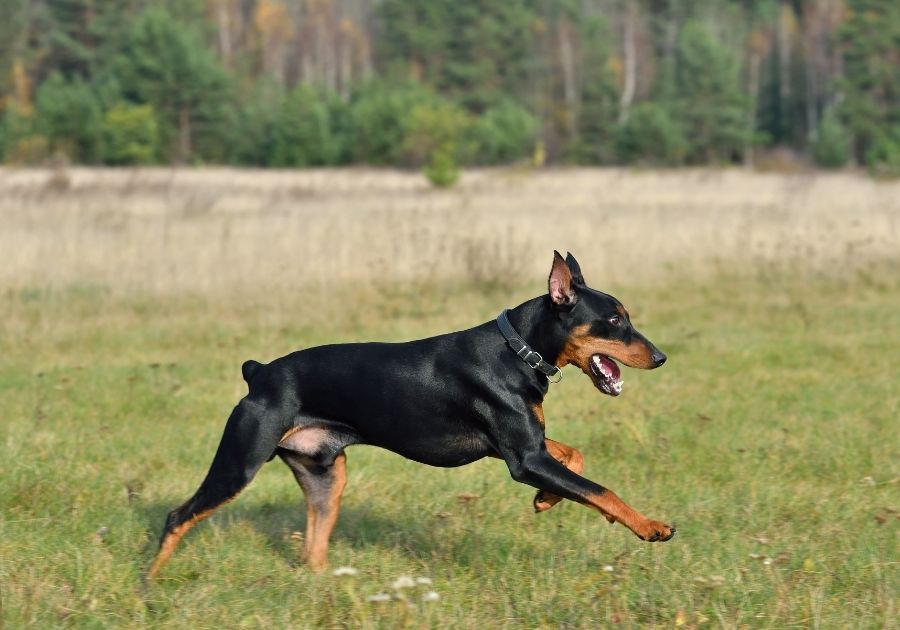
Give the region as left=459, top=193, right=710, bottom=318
left=1, top=0, right=898, bottom=179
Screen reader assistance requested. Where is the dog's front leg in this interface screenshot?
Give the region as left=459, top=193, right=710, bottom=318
left=533, top=438, right=585, bottom=513
left=500, top=437, right=675, bottom=542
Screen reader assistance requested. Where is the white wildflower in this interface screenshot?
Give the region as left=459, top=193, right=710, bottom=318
left=332, top=566, right=359, bottom=577
left=391, top=575, right=416, bottom=589
left=422, top=591, right=440, bottom=602
left=602, top=565, right=615, bottom=572
left=415, top=577, right=433, bottom=585
left=366, top=593, right=392, bottom=603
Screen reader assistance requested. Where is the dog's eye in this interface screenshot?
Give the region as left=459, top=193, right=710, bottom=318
left=608, top=315, right=623, bottom=326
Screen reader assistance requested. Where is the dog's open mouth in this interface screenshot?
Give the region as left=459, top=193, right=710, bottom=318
left=590, top=354, right=623, bottom=396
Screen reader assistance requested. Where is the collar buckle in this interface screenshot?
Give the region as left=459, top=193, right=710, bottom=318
left=520, top=348, right=544, bottom=369
left=496, top=309, right=563, bottom=384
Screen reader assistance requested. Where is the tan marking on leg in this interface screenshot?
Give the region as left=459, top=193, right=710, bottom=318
left=584, top=490, right=674, bottom=540
left=306, top=452, right=347, bottom=571
left=146, top=495, right=237, bottom=579
left=304, top=502, right=318, bottom=561
left=534, top=438, right=584, bottom=512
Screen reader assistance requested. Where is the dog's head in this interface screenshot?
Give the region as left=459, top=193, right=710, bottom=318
left=548, top=251, right=666, bottom=396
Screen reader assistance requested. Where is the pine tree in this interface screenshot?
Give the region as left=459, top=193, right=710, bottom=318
left=673, top=20, right=748, bottom=163
left=269, top=84, right=344, bottom=167
left=116, top=8, right=231, bottom=164
left=379, top=0, right=535, bottom=110
left=572, top=14, right=619, bottom=164
left=34, top=72, right=102, bottom=161
left=839, top=0, right=900, bottom=168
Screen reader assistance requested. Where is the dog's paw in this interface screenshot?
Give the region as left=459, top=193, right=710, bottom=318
left=533, top=491, right=555, bottom=513
left=636, top=520, right=676, bottom=542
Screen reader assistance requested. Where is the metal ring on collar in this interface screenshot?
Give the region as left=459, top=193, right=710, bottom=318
left=547, top=365, right=563, bottom=383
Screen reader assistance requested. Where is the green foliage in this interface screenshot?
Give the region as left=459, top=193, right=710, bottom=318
left=349, top=81, right=436, bottom=164
left=6, top=135, right=51, bottom=165
left=0, top=0, right=28, bottom=97
left=269, top=85, right=345, bottom=167
left=403, top=99, right=470, bottom=187
left=865, top=127, right=900, bottom=178
left=228, top=83, right=283, bottom=167
left=615, top=103, right=687, bottom=166
left=116, top=8, right=231, bottom=163
left=423, top=145, right=460, bottom=187
left=34, top=73, right=102, bottom=162
left=2, top=0, right=898, bottom=170
left=838, top=0, right=900, bottom=164
left=102, top=102, right=159, bottom=165
left=379, top=0, right=535, bottom=109
left=569, top=15, right=619, bottom=164
left=403, top=101, right=470, bottom=164
left=469, top=100, right=537, bottom=165
left=672, top=21, right=748, bottom=163
left=1, top=103, right=52, bottom=165
left=0, top=104, right=32, bottom=162
left=811, top=109, right=850, bottom=169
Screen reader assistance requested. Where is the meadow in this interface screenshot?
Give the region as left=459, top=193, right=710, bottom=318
left=1, top=168, right=898, bottom=628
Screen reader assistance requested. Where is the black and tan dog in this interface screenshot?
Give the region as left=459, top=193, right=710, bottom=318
left=147, top=252, right=674, bottom=578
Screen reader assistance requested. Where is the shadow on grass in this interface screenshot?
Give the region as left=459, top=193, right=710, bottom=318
left=138, top=494, right=500, bottom=575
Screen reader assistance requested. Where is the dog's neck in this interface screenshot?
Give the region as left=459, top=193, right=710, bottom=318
left=505, top=296, right=571, bottom=368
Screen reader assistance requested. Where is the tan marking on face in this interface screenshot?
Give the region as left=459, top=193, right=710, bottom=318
left=616, top=305, right=627, bottom=317
left=558, top=324, right=655, bottom=370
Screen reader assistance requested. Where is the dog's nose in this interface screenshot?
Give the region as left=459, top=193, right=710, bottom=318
left=651, top=350, right=667, bottom=367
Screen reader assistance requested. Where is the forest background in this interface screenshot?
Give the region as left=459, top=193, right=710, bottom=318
left=1, top=0, right=899, bottom=180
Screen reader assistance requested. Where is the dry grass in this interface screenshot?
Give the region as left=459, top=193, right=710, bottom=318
left=2, top=167, right=898, bottom=296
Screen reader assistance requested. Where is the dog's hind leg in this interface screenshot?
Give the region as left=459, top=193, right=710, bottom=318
left=146, top=398, right=287, bottom=579
left=533, top=439, right=586, bottom=513
left=280, top=448, right=347, bottom=571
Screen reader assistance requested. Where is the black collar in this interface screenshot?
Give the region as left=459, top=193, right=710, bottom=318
left=495, top=310, right=562, bottom=383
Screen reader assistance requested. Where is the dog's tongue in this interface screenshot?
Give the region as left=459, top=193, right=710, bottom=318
left=593, top=354, right=621, bottom=380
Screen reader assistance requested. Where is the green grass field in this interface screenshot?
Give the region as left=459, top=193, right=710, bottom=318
left=2, top=266, right=897, bottom=628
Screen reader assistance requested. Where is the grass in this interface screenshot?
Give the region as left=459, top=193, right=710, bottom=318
left=1, top=167, right=898, bottom=627
left=2, top=266, right=898, bottom=628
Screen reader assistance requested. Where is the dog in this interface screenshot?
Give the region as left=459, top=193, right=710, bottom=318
left=147, top=251, right=674, bottom=579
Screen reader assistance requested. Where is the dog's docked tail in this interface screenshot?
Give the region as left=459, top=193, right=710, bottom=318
left=241, top=359, right=263, bottom=383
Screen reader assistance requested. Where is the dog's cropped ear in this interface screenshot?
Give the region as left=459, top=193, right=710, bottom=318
left=549, top=251, right=578, bottom=307
left=565, top=252, right=585, bottom=286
